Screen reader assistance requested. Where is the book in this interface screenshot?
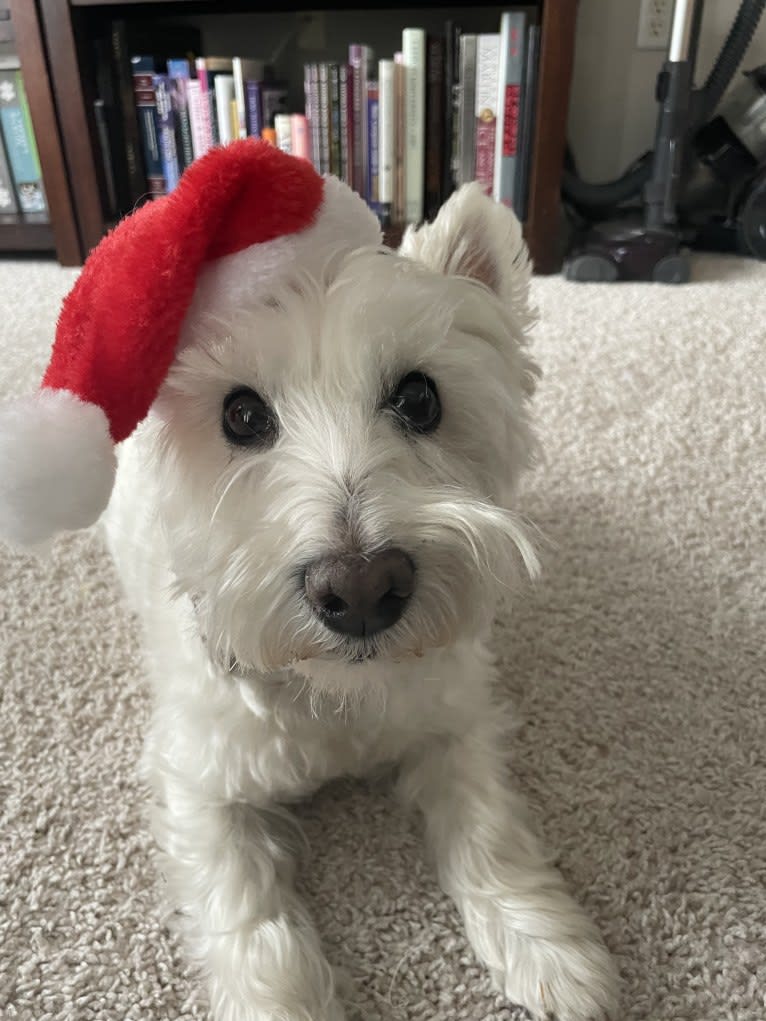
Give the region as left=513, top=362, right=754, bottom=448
left=154, top=74, right=180, bottom=192
left=203, top=58, right=234, bottom=146
left=443, top=20, right=462, bottom=201
left=0, top=122, right=18, bottom=213
left=167, top=59, right=194, bottom=171
left=425, top=35, right=445, bottom=222
left=516, top=24, right=540, bottom=222
left=274, top=112, right=292, bottom=154
left=193, top=58, right=214, bottom=154
left=367, top=80, right=379, bottom=215
left=230, top=98, right=239, bottom=142
left=456, top=35, right=477, bottom=187
left=131, top=56, right=164, bottom=196
left=339, top=63, right=352, bottom=186
left=291, top=113, right=309, bottom=160
left=0, top=70, right=47, bottom=213
left=93, top=99, right=117, bottom=217
left=214, top=74, right=235, bottom=145
left=245, top=80, right=263, bottom=139
left=349, top=44, right=372, bottom=197
left=474, top=34, right=500, bottom=197
left=186, top=79, right=206, bottom=160
left=493, top=12, right=527, bottom=209
left=402, top=28, right=426, bottom=225
left=317, top=64, right=330, bottom=174
left=378, top=58, right=395, bottom=223
left=304, top=64, right=320, bottom=170
left=329, top=63, right=341, bottom=177
left=233, top=58, right=267, bottom=140
left=393, top=53, right=405, bottom=225
left=109, top=21, right=147, bottom=206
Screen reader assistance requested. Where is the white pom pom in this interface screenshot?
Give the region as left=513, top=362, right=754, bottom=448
left=0, top=389, right=116, bottom=548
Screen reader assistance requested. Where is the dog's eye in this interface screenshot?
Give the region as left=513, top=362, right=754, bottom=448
left=388, top=372, right=441, bottom=433
left=222, top=388, right=278, bottom=447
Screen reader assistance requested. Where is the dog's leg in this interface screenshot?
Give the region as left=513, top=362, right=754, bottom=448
left=151, top=770, right=344, bottom=1021
left=398, top=726, right=619, bottom=1021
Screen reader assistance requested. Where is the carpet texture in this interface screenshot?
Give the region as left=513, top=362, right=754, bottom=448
left=0, top=254, right=764, bottom=1021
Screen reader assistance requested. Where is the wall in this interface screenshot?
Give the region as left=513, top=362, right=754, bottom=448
left=568, top=0, right=766, bottom=182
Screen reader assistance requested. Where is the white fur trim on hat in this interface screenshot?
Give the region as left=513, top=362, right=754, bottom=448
left=0, top=389, right=116, bottom=548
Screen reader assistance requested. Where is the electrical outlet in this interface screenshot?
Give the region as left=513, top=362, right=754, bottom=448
left=637, top=0, right=673, bottom=50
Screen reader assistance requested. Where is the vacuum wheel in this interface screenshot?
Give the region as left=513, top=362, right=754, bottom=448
left=564, top=254, right=618, bottom=283
left=652, top=253, right=690, bottom=283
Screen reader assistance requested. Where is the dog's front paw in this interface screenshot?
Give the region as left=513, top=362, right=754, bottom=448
left=495, top=931, right=619, bottom=1021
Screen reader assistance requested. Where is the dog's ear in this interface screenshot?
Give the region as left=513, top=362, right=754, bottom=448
left=398, top=182, right=531, bottom=318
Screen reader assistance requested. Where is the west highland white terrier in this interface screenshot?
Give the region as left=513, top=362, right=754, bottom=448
left=96, top=183, right=618, bottom=1021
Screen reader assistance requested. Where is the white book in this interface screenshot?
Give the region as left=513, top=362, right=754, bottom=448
left=402, top=28, right=425, bottom=225
left=232, top=58, right=248, bottom=140
left=493, top=12, right=527, bottom=208
left=186, top=79, right=205, bottom=159
left=274, top=113, right=292, bottom=154
left=214, top=74, right=235, bottom=145
left=378, top=59, right=395, bottom=209
left=474, top=34, right=500, bottom=197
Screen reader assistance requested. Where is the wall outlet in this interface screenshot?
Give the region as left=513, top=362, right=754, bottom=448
left=637, top=0, right=673, bottom=50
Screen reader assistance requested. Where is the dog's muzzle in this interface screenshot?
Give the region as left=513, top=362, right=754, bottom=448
left=304, top=549, right=415, bottom=638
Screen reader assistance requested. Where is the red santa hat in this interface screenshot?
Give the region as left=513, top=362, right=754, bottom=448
left=0, top=140, right=381, bottom=547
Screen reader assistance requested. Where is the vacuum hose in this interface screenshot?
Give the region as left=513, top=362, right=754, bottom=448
left=563, top=0, right=766, bottom=213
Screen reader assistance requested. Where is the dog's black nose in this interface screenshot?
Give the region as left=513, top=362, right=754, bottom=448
left=304, top=549, right=415, bottom=638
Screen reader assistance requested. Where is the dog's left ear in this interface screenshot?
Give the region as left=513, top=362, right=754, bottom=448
left=398, top=182, right=531, bottom=320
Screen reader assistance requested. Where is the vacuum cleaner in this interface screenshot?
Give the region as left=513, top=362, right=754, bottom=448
left=563, top=0, right=766, bottom=282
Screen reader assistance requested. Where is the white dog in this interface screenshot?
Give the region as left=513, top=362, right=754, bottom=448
left=92, top=182, right=619, bottom=1021
left=0, top=142, right=617, bottom=1020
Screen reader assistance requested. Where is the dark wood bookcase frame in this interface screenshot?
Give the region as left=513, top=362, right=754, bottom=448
left=0, top=0, right=80, bottom=264
left=17, top=0, right=578, bottom=272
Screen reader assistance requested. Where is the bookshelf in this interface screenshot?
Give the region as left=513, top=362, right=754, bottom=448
left=0, top=0, right=80, bottom=265
left=37, top=0, right=577, bottom=273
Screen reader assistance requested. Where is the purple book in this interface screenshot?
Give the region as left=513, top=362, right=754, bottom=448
left=245, top=80, right=263, bottom=138
left=153, top=74, right=180, bottom=192
left=349, top=44, right=372, bottom=196
left=367, top=81, right=380, bottom=216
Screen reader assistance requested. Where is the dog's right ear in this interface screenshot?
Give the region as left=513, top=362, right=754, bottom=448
left=397, top=182, right=531, bottom=321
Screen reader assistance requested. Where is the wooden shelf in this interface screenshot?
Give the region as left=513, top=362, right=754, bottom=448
left=0, top=213, right=55, bottom=252
left=35, top=0, right=577, bottom=272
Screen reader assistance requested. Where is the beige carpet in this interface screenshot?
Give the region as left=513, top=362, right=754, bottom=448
left=1, top=253, right=764, bottom=1021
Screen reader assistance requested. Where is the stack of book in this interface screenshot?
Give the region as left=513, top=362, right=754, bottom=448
left=93, top=9, right=539, bottom=228
left=0, top=59, right=48, bottom=218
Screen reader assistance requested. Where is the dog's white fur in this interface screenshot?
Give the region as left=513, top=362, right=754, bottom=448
left=103, top=184, right=619, bottom=1021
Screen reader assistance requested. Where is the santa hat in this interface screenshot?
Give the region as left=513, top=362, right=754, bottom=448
left=0, top=140, right=381, bottom=547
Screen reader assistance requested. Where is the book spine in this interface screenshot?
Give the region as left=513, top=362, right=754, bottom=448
left=186, top=79, right=205, bottom=160
left=232, top=57, right=248, bottom=140
left=167, top=62, right=194, bottom=171
left=193, top=59, right=214, bottom=153
left=131, top=57, right=164, bottom=196
left=154, top=75, right=180, bottom=192
left=305, top=63, right=320, bottom=171
left=493, top=12, right=527, bottom=208
left=245, top=80, right=263, bottom=138
left=291, top=113, right=309, bottom=159
left=111, top=21, right=147, bottom=205
left=402, top=28, right=425, bottom=225
left=318, top=63, right=330, bottom=175
left=457, top=35, right=477, bottom=186
left=425, top=36, right=445, bottom=222
left=338, top=64, right=351, bottom=185
left=349, top=45, right=369, bottom=196
left=474, top=34, right=500, bottom=197
left=93, top=99, right=118, bottom=217
left=443, top=20, right=461, bottom=200
left=274, top=112, right=292, bottom=154
left=214, top=74, right=235, bottom=145
left=516, top=24, right=540, bottom=222
left=378, top=59, right=394, bottom=221
left=393, top=53, right=405, bottom=226
left=0, top=123, right=19, bottom=214
left=0, top=71, right=47, bottom=213
left=329, top=63, right=341, bottom=178
left=367, top=81, right=379, bottom=215
left=230, top=98, right=239, bottom=142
